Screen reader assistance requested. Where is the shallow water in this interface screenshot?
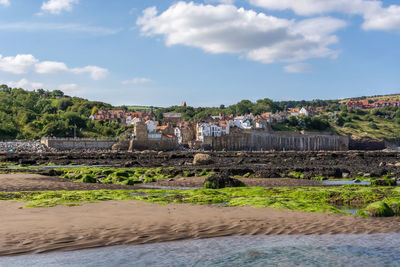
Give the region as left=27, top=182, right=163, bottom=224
left=322, top=180, right=400, bottom=186
left=7, top=164, right=117, bottom=169
left=335, top=206, right=361, bottom=215
left=322, top=180, right=371, bottom=185
left=138, top=184, right=201, bottom=190
left=1, top=234, right=400, bottom=267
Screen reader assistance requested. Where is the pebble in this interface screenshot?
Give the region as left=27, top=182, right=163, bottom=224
left=0, top=141, right=49, bottom=152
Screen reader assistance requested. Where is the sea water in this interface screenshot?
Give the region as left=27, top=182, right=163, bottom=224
left=1, top=234, right=400, bottom=267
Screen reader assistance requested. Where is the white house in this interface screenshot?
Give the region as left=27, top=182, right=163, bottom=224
left=146, top=120, right=157, bottom=133
left=197, top=122, right=230, bottom=141
left=129, top=117, right=142, bottom=126
left=299, top=107, right=310, bottom=117
left=174, top=127, right=182, bottom=144
left=233, top=116, right=253, bottom=129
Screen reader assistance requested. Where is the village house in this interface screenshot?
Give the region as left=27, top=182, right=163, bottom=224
left=374, top=100, right=400, bottom=108
left=196, top=120, right=230, bottom=141
left=174, top=124, right=196, bottom=145
left=233, top=115, right=253, bottom=129
left=347, top=100, right=371, bottom=109
left=253, top=116, right=269, bottom=129
left=347, top=99, right=400, bottom=110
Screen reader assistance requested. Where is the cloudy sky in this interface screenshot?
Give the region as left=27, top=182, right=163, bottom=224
left=0, top=0, right=399, bottom=106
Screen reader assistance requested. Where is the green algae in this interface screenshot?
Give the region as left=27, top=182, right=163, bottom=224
left=1, top=186, right=399, bottom=217
left=56, top=167, right=214, bottom=185
left=357, top=201, right=395, bottom=217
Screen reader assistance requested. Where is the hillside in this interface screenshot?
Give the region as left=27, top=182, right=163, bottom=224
left=0, top=85, right=125, bottom=139
left=1, top=85, right=399, bottom=142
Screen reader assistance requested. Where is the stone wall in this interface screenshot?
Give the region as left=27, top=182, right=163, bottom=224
left=41, top=138, right=117, bottom=150
left=349, top=136, right=386, bottom=150
left=129, top=139, right=179, bottom=151
left=205, top=130, right=349, bottom=151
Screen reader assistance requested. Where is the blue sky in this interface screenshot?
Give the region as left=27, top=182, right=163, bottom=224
left=0, top=0, right=399, bottom=107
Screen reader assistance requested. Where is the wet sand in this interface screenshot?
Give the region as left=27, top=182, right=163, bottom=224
left=0, top=174, right=139, bottom=192
left=1, top=201, right=400, bottom=256
left=0, top=174, right=320, bottom=192
left=148, top=177, right=321, bottom=188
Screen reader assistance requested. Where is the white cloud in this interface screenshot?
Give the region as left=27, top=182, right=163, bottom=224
left=35, top=61, right=68, bottom=73
left=2, top=78, right=43, bottom=90
left=41, top=0, right=79, bottom=14
left=35, top=61, right=109, bottom=80
left=137, top=2, right=346, bottom=64
left=0, top=22, right=121, bottom=35
left=0, top=54, right=38, bottom=74
left=0, top=54, right=108, bottom=80
left=0, top=0, right=10, bottom=7
left=249, top=0, right=400, bottom=32
left=284, top=63, right=313, bottom=73
left=205, top=0, right=235, bottom=4
left=70, top=66, right=109, bottom=80
left=121, top=77, right=152, bottom=85
left=362, top=5, right=400, bottom=32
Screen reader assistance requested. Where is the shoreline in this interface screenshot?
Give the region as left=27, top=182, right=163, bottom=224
left=1, top=201, right=400, bottom=257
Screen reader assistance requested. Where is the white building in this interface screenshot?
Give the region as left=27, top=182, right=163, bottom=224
left=146, top=120, right=157, bottom=133
left=174, top=127, right=182, bottom=144
left=197, top=121, right=230, bottom=141
left=299, top=107, right=310, bottom=117
left=233, top=115, right=253, bottom=129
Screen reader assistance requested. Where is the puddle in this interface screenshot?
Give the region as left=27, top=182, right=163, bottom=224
left=322, top=180, right=371, bottom=186
left=7, top=164, right=118, bottom=169
left=334, top=206, right=362, bottom=215
left=138, top=185, right=201, bottom=190
left=322, top=180, right=400, bottom=186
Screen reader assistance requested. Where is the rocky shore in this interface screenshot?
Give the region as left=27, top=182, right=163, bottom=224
left=1, top=151, right=400, bottom=179
left=0, top=141, right=49, bottom=153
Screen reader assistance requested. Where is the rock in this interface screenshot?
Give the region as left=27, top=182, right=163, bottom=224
left=203, top=173, right=245, bottom=189
left=379, top=162, right=385, bottom=167
left=353, top=179, right=361, bottom=183
left=80, top=174, right=96, bottom=183
left=363, top=173, right=371, bottom=177
left=193, top=153, right=213, bottom=165
left=371, top=178, right=397, bottom=186
left=111, top=140, right=129, bottom=151
left=395, top=162, right=400, bottom=167
left=342, top=172, right=350, bottom=179
left=389, top=202, right=400, bottom=216
left=359, top=201, right=394, bottom=217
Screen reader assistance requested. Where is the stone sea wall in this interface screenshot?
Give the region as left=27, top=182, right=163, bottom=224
left=205, top=131, right=349, bottom=151
left=41, top=138, right=117, bottom=150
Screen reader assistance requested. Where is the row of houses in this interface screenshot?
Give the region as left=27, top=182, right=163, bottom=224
left=90, top=107, right=323, bottom=146
left=347, top=100, right=400, bottom=109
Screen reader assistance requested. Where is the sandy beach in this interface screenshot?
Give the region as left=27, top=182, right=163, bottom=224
left=0, top=174, right=320, bottom=192
left=1, top=200, right=400, bottom=256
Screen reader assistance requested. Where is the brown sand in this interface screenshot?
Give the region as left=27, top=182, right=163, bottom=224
left=1, top=200, right=400, bottom=256
left=147, top=177, right=321, bottom=188
left=0, top=174, right=138, bottom=192
left=0, top=174, right=321, bottom=192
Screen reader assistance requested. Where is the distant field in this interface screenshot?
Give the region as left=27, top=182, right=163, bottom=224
left=127, top=106, right=158, bottom=111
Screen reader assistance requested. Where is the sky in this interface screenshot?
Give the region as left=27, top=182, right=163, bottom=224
left=0, top=0, right=399, bottom=107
